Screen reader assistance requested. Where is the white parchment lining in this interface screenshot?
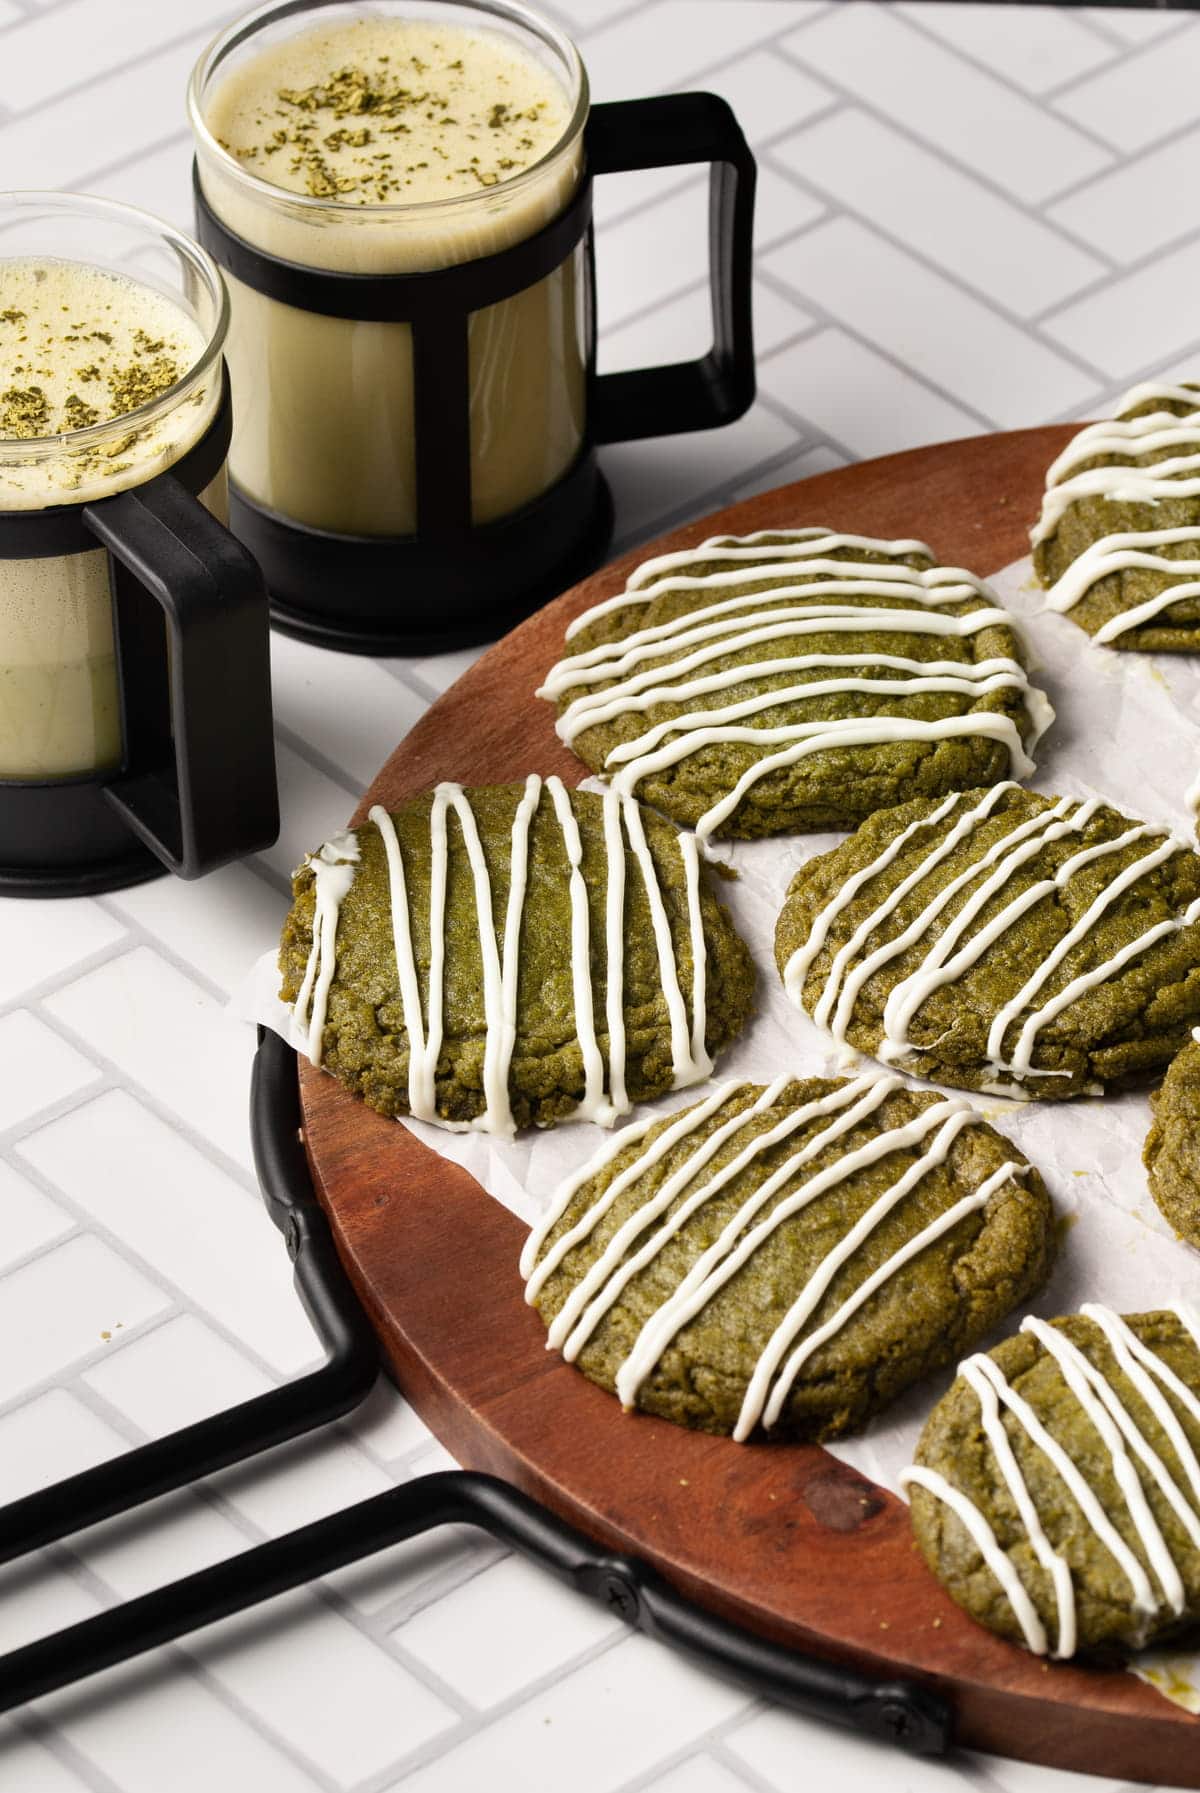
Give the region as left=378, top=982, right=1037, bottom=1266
left=250, top=555, right=1200, bottom=1705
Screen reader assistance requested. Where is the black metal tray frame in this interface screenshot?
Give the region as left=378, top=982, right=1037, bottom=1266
left=0, top=1030, right=950, bottom=1756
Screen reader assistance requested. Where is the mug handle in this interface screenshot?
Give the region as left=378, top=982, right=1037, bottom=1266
left=586, top=92, right=757, bottom=445
left=82, top=473, right=279, bottom=879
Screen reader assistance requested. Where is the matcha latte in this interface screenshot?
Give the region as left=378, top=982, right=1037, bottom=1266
left=0, top=255, right=218, bottom=779
left=192, top=6, right=586, bottom=536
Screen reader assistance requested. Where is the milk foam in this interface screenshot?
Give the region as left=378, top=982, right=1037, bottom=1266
left=205, top=15, right=570, bottom=208
left=0, top=259, right=214, bottom=777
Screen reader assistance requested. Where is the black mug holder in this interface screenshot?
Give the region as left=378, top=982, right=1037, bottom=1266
left=193, top=92, right=757, bottom=655
left=0, top=370, right=279, bottom=897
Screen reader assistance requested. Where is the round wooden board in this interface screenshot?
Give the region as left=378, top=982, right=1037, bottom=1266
left=298, top=425, right=1198, bottom=1786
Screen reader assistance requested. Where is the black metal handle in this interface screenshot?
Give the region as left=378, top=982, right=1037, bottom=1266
left=0, top=1032, right=950, bottom=1757
left=0, top=1030, right=378, bottom=1567
left=0, top=1032, right=951, bottom=1761
left=82, top=470, right=278, bottom=879
left=0, top=1466, right=951, bottom=1757
left=587, top=92, right=756, bottom=445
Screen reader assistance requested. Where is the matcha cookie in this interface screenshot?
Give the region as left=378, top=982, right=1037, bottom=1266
left=905, top=1305, right=1200, bottom=1659
left=1145, top=1031, right=1200, bottom=1248
left=522, top=1073, right=1053, bottom=1441
left=539, top=528, right=1052, bottom=840
left=776, top=783, right=1200, bottom=1100
left=279, top=777, right=755, bottom=1134
left=1034, top=381, right=1200, bottom=649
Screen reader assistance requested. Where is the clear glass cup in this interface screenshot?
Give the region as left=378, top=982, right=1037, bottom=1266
left=189, top=0, right=588, bottom=537
left=0, top=191, right=227, bottom=781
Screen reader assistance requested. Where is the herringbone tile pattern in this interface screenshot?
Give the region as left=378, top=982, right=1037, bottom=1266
left=1, top=3, right=1190, bottom=1787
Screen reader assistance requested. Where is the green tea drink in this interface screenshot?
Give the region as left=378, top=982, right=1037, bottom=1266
left=0, top=261, right=214, bottom=778
left=196, top=11, right=585, bottom=536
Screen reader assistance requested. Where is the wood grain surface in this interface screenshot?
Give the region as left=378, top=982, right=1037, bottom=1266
left=297, top=425, right=1199, bottom=1786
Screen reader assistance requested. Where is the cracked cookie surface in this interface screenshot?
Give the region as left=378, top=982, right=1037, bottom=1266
left=523, top=1074, right=1053, bottom=1441
left=280, top=779, right=755, bottom=1133
left=775, top=784, right=1200, bottom=1100
left=541, top=529, right=1051, bottom=840
left=1145, top=1033, right=1200, bottom=1248
left=1034, top=382, right=1200, bottom=650
left=907, top=1307, right=1200, bottom=1658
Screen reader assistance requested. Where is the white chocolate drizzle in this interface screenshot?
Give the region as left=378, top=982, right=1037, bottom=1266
left=541, top=533, right=1050, bottom=840
left=563, top=529, right=955, bottom=637
left=294, top=778, right=712, bottom=1135
left=902, top=1304, right=1200, bottom=1658
left=1033, top=381, right=1200, bottom=643
left=1043, top=527, right=1200, bottom=643
left=524, top=1074, right=1025, bottom=1441
left=784, top=787, right=1200, bottom=1096
left=1187, top=766, right=1200, bottom=827
left=293, top=831, right=360, bottom=1067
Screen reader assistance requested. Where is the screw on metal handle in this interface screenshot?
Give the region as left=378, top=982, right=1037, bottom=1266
left=0, top=1035, right=953, bottom=1761
left=0, top=1468, right=952, bottom=1759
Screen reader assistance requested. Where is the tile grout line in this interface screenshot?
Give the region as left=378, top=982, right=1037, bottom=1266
left=0, top=13, right=235, bottom=126
left=13, top=1714, right=129, bottom=1793
left=1039, top=9, right=1195, bottom=105
left=1039, top=102, right=1200, bottom=213
left=756, top=107, right=1118, bottom=385
left=4, top=5, right=1197, bottom=1789
left=763, top=90, right=1123, bottom=279
left=2, top=1140, right=328, bottom=1393
left=1028, top=206, right=1200, bottom=331
left=752, top=258, right=1004, bottom=437
left=0, top=1304, right=184, bottom=1429
left=21, top=995, right=261, bottom=1193
left=774, top=15, right=1116, bottom=201
left=887, top=0, right=1129, bottom=159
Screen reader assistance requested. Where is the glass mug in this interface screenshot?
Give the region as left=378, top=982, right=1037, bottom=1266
left=0, top=193, right=278, bottom=895
left=189, top=0, right=756, bottom=653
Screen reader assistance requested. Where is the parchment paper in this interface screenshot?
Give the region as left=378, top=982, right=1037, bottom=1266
left=249, top=555, right=1200, bottom=1701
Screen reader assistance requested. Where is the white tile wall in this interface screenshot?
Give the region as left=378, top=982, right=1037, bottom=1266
left=396, top=1553, right=623, bottom=1707
left=394, top=1635, right=751, bottom=1793
left=898, top=2, right=1115, bottom=93
left=0, top=2, right=1185, bottom=1790
left=0, top=897, right=126, bottom=1005
left=189, top=1589, right=458, bottom=1784
left=781, top=4, right=1114, bottom=201
left=0, top=1390, right=124, bottom=1502
left=765, top=215, right=1098, bottom=424
left=0, top=1727, right=96, bottom=1793
left=0, top=1160, right=72, bottom=1271
left=774, top=107, right=1105, bottom=316
left=0, top=0, right=233, bottom=109
left=45, top=1660, right=330, bottom=1793
left=19, top=1091, right=317, bottom=1371
left=83, top=1314, right=274, bottom=1429
left=0, top=1012, right=101, bottom=1133
left=1051, top=26, right=1200, bottom=150
left=763, top=324, right=982, bottom=457
left=39, top=953, right=258, bottom=1173
left=648, top=1757, right=754, bottom=1793
left=1047, top=126, right=1200, bottom=262
left=1040, top=233, right=1200, bottom=376
left=105, top=861, right=283, bottom=996
left=0, top=1559, right=101, bottom=1655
